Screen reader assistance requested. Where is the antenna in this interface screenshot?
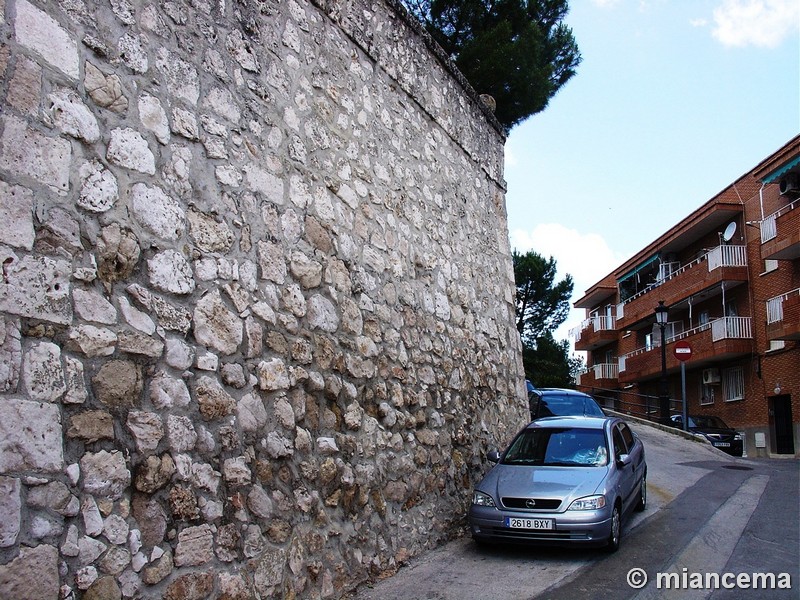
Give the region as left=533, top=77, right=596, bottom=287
left=721, top=222, right=737, bottom=244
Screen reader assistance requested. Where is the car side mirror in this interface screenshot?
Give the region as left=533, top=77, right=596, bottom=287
left=487, top=450, right=500, bottom=463
left=617, top=453, right=632, bottom=467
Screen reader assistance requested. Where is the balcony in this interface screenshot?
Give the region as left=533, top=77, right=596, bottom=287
left=572, top=315, right=617, bottom=351
left=761, top=200, right=800, bottom=260
left=766, top=288, right=800, bottom=341
left=577, top=363, right=619, bottom=388
left=616, top=245, right=748, bottom=327
left=618, top=316, right=752, bottom=382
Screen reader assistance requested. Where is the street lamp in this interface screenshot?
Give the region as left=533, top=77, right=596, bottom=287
left=655, top=301, right=670, bottom=424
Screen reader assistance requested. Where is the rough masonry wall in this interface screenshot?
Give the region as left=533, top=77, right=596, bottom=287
left=0, top=0, right=527, bottom=598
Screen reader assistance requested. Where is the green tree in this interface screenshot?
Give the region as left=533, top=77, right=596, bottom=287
left=512, top=250, right=577, bottom=387
left=402, top=0, right=581, bottom=129
left=513, top=249, right=573, bottom=344
left=522, top=333, right=574, bottom=388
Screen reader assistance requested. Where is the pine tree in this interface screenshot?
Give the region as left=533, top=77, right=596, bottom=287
left=403, top=0, right=581, bottom=129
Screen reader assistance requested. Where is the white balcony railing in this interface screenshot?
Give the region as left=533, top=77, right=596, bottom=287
left=767, top=287, right=800, bottom=324
left=711, top=316, right=752, bottom=341
left=571, top=315, right=617, bottom=342
left=578, top=363, right=620, bottom=384
left=618, top=316, right=752, bottom=369
left=616, top=245, right=746, bottom=315
left=760, top=215, right=777, bottom=243
left=592, top=363, right=619, bottom=380
left=707, top=245, right=747, bottom=271
left=760, top=199, right=798, bottom=244
left=591, top=315, right=616, bottom=331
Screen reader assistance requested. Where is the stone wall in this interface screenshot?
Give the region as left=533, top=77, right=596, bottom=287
left=0, top=0, right=527, bottom=597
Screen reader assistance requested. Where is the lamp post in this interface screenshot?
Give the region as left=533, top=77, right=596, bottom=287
left=655, top=301, right=670, bottom=424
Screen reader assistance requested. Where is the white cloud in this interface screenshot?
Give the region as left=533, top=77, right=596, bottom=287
left=712, top=0, right=800, bottom=48
left=510, top=224, right=629, bottom=348
left=511, top=223, right=627, bottom=297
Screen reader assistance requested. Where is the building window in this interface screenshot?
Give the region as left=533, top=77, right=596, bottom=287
left=722, top=367, right=745, bottom=402
left=700, top=383, right=715, bottom=405
left=763, top=259, right=778, bottom=274
left=768, top=340, right=786, bottom=352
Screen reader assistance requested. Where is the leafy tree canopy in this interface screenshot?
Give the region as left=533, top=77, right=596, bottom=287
left=522, top=332, right=584, bottom=388
left=513, top=250, right=577, bottom=387
left=513, top=249, right=573, bottom=344
left=402, top=0, right=581, bottom=129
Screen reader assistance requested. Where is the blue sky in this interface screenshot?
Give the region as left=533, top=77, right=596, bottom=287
left=505, top=0, right=800, bottom=350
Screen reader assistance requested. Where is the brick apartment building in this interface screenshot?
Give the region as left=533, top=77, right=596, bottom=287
left=572, top=135, right=799, bottom=458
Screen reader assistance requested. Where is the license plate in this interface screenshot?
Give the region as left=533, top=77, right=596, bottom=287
left=714, top=442, right=731, bottom=447
left=505, top=517, right=554, bottom=530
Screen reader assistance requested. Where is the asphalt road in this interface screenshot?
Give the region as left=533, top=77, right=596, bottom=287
left=344, top=420, right=799, bottom=600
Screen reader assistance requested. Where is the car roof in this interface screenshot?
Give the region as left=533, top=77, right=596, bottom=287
left=530, top=388, right=595, bottom=398
left=524, top=415, right=612, bottom=430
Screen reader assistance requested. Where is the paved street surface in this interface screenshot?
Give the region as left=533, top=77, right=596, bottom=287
left=344, top=421, right=799, bottom=600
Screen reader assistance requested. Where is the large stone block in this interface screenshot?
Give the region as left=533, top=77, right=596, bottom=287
left=193, top=290, right=242, bottom=355
left=0, top=115, right=71, bottom=193
left=0, top=181, right=35, bottom=249
left=0, top=398, right=63, bottom=473
left=92, top=359, right=143, bottom=409
left=0, top=250, right=72, bottom=324
left=80, top=450, right=130, bottom=500
left=0, top=544, right=59, bottom=599
left=13, top=0, right=79, bottom=79
left=22, top=340, right=66, bottom=402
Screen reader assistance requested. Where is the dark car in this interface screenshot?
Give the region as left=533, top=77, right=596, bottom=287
left=468, top=416, right=647, bottom=552
left=670, top=414, right=743, bottom=457
left=528, top=387, right=605, bottom=421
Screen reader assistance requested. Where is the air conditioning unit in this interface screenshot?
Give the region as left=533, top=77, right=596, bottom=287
left=703, top=368, right=721, bottom=385
left=779, top=173, right=800, bottom=196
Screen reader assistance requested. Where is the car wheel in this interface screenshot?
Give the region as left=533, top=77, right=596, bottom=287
left=605, top=504, right=621, bottom=552
left=635, top=475, right=647, bottom=512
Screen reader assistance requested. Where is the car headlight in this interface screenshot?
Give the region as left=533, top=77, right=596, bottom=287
left=472, top=491, right=496, bottom=507
left=734, top=433, right=743, bottom=441
left=567, top=495, right=607, bottom=511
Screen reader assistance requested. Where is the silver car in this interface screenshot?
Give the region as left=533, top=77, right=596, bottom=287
left=468, top=416, right=646, bottom=552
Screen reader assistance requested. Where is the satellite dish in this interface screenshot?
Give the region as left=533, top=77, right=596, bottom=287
left=722, top=222, right=737, bottom=243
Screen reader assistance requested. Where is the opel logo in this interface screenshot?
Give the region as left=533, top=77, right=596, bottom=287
left=525, top=499, right=537, bottom=509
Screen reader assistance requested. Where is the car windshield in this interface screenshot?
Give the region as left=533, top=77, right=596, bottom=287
left=689, top=415, right=730, bottom=429
left=534, top=395, right=604, bottom=418
left=502, top=427, right=608, bottom=467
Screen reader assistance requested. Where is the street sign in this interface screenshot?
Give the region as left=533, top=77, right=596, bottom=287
left=673, top=340, right=692, bottom=361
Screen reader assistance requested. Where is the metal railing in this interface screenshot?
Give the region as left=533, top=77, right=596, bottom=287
left=616, top=245, right=746, bottom=317
left=592, top=315, right=616, bottom=331
left=711, top=316, right=751, bottom=341
left=761, top=215, right=777, bottom=242
left=584, top=386, right=683, bottom=427
left=592, top=363, right=618, bottom=380
left=767, top=287, right=800, bottom=324
left=760, top=199, right=797, bottom=243
left=706, top=244, right=747, bottom=271
left=571, top=315, right=616, bottom=342
left=618, top=317, right=751, bottom=371
left=578, top=363, right=619, bottom=384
